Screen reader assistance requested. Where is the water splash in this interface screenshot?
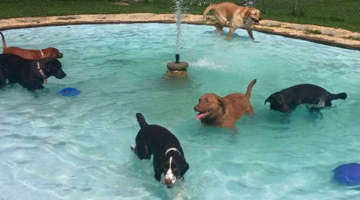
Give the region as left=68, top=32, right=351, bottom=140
left=175, top=0, right=182, bottom=55
left=192, top=58, right=226, bottom=70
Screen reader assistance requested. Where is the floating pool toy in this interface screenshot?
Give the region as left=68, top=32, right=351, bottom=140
left=58, top=87, right=81, bottom=97
left=334, top=163, right=360, bottom=186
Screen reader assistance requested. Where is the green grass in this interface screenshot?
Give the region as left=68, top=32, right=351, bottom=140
left=257, top=0, right=360, bottom=32
left=0, top=0, right=359, bottom=32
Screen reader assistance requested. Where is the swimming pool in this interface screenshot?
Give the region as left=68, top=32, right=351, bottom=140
left=0, top=23, right=359, bottom=200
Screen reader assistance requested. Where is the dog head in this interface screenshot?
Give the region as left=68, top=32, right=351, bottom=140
left=42, top=58, right=66, bottom=79
left=162, top=150, right=189, bottom=188
left=246, top=8, right=262, bottom=25
left=265, top=92, right=291, bottom=113
left=194, top=93, right=225, bottom=122
left=44, top=47, right=63, bottom=59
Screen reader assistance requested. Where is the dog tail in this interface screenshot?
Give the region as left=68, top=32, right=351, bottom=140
left=245, top=79, right=257, bottom=98
left=203, top=4, right=216, bottom=21
left=330, top=92, right=347, bottom=100
left=0, top=32, right=7, bottom=51
left=136, top=113, right=148, bottom=128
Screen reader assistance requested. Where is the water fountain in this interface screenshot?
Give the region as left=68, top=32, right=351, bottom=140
left=166, top=0, right=189, bottom=78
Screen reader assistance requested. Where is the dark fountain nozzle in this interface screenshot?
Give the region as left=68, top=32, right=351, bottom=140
left=175, top=54, right=180, bottom=63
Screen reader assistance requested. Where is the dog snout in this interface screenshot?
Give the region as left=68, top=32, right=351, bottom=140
left=56, top=71, right=66, bottom=79
left=165, top=178, right=175, bottom=188
left=58, top=53, right=63, bottom=58
left=194, top=105, right=199, bottom=111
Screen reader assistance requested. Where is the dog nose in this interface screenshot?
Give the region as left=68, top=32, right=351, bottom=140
left=58, top=53, right=63, bottom=58
left=165, top=179, right=174, bottom=188
left=58, top=72, right=66, bottom=79
left=194, top=106, right=198, bottom=111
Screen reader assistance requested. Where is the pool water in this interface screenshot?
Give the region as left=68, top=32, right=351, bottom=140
left=0, top=24, right=359, bottom=200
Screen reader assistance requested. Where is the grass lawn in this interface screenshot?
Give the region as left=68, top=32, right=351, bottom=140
left=0, top=0, right=359, bottom=32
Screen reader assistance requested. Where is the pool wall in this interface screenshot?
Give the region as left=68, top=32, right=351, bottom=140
left=0, top=13, right=359, bottom=50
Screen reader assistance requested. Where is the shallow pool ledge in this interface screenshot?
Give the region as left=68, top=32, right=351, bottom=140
left=0, top=13, right=359, bottom=50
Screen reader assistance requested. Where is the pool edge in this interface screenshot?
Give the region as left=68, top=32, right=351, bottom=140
left=0, top=13, right=359, bottom=51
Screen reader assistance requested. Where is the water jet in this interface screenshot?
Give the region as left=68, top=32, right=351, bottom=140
left=166, top=0, right=189, bottom=78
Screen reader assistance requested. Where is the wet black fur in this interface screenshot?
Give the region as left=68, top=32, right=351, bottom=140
left=133, top=113, right=189, bottom=182
left=0, top=54, right=66, bottom=91
left=265, top=84, right=347, bottom=113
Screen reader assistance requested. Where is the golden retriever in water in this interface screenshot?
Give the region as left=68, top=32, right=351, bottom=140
left=203, top=2, right=262, bottom=40
left=194, top=79, right=256, bottom=129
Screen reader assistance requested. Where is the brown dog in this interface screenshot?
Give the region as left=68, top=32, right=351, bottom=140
left=194, top=79, right=256, bottom=128
left=203, top=2, right=262, bottom=40
left=1, top=32, right=63, bottom=60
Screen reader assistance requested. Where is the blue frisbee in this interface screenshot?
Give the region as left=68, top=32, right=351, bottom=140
left=334, top=163, right=360, bottom=186
left=58, top=87, right=81, bottom=97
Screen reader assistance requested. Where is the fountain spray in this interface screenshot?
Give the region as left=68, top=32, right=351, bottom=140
left=166, top=0, right=189, bottom=78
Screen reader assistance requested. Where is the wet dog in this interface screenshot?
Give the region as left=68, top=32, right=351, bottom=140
left=131, top=113, right=189, bottom=188
left=265, top=84, right=347, bottom=113
left=1, top=32, right=63, bottom=60
left=0, top=54, right=66, bottom=90
left=203, top=2, right=262, bottom=40
left=194, top=79, right=256, bottom=128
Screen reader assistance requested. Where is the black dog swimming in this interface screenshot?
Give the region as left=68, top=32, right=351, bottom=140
left=0, top=54, right=66, bottom=91
left=131, top=113, right=189, bottom=188
left=265, top=84, right=347, bottom=113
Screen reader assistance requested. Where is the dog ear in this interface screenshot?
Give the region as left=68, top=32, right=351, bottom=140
left=217, top=96, right=226, bottom=113
left=277, top=94, right=292, bottom=112
left=180, top=162, right=189, bottom=177
left=264, top=96, right=273, bottom=105
left=244, top=9, right=251, bottom=18
left=265, top=93, right=279, bottom=105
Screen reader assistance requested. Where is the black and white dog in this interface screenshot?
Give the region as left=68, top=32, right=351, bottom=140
left=265, top=84, right=347, bottom=113
left=131, top=113, right=189, bottom=188
left=0, top=54, right=66, bottom=91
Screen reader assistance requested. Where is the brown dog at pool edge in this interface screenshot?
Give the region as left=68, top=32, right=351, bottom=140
left=203, top=2, right=262, bottom=40
left=1, top=32, right=63, bottom=60
left=194, top=79, right=256, bottom=128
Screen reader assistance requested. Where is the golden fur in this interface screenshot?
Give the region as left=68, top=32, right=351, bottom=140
left=1, top=32, right=63, bottom=60
left=203, top=2, right=262, bottom=40
left=194, top=79, right=257, bottom=129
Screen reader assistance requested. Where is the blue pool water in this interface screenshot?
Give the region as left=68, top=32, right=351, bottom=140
left=0, top=23, right=359, bottom=200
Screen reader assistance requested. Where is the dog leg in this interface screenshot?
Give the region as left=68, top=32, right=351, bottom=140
left=227, top=27, right=236, bottom=40
left=0, top=71, right=5, bottom=89
left=308, top=106, right=324, bottom=119
left=134, top=135, right=151, bottom=160
left=247, top=108, right=255, bottom=115
left=153, top=160, right=162, bottom=182
left=308, top=107, right=321, bottom=112
left=247, top=29, right=255, bottom=40
left=215, top=25, right=224, bottom=35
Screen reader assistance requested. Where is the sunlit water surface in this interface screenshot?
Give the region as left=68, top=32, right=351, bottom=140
left=0, top=24, right=359, bottom=200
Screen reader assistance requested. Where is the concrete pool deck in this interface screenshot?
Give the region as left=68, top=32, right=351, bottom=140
left=0, top=13, right=359, bottom=50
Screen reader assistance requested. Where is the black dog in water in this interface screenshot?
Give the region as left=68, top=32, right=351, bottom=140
left=0, top=54, right=66, bottom=91
left=131, top=113, right=189, bottom=188
left=265, top=84, right=347, bottom=113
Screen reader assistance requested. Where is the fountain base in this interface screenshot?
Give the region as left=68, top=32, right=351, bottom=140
left=166, top=61, right=189, bottom=78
